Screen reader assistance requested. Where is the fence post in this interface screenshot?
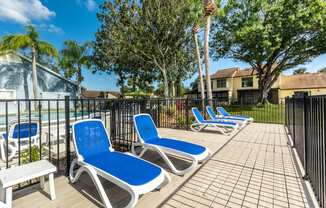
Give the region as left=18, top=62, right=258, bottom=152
left=292, top=97, right=296, bottom=147
left=185, top=97, right=189, bottom=130
left=157, top=99, right=161, bottom=127
left=303, top=94, right=308, bottom=179
left=64, top=96, right=70, bottom=176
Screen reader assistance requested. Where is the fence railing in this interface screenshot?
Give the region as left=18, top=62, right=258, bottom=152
left=286, top=95, right=326, bottom=208
left=0, top=97, right=286, bottom=189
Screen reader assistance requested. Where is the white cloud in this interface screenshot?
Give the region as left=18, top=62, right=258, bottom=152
left=76, top=0, right=97, bottom=11
left=85, top=0, right=97, bottom=11
left=0, top=0, right=55, bottom=24
left=39, top=24, right=63, bottom=34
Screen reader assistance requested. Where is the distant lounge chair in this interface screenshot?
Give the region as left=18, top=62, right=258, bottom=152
left=70, top=119, right=170, bottom=208
left=216, top=107, right=254, bottom=122
left=133, top=114, right=211, bottom=176
left=191, top=107, right=239, bottom=135
left=0, top=121, right=39, bottom=161
left=206, top=106, right=248, bottom=127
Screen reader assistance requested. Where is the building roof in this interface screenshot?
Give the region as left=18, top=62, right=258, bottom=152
left=82, top=90, right=121, bottom=98
left=234, top=68, right=257, bottom=77
left=0, top=52, right=78, bottom=87
left=210, top=67, right=258, bottom=79
left=280, top=73, right=326, bottom=90
left=211, top=67, right=239, bottom=79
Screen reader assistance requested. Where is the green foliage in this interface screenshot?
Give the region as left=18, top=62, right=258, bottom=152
left=59, top=40, right=92, bottom=95
left=224, top=104, right=285, bottom=124
left=0, top=25, right=58, bottom=59
left=212, top=0, right=326, bottom=103
left=21, top=145, right=44, bottom=164
left=161, top=105, right=177, bottom=116
left=93, top=0, right=197, bottom=97
left=318, top=67, right=326, bottom=73
left=293, top=67, right=308, bottom=75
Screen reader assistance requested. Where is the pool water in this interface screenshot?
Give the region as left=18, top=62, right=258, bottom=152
left=0, top=111, right=97, bottom=126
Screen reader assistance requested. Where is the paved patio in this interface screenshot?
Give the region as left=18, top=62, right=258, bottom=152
left=161, top=123, right=311, bottom=208
left=11, top=123, right=312, bottom=208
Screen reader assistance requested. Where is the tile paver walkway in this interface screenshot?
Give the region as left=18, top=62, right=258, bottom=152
left=162, top=123, right=311, bottom=208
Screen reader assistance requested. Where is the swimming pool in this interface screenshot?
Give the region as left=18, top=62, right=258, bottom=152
left=0, top=111, right=108, bottom=126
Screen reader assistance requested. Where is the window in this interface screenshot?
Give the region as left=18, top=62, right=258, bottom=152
left=241, top=77, right=253, bottom=87
left=216, top=78, right=227, bottom=88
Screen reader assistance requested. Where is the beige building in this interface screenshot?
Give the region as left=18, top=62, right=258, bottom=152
left=82, top=90, right=121, bottom=99
left=197, top=67, right=326, bottom=104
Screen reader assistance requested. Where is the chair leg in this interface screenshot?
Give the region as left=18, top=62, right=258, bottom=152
left=69, top=162, right=113, bottom=208
left=48, top=173, right=56, bottom=200
left=150, top=146, right=198, bottom=176
left=40, top=176, right=45, bottom=189
left=4, top=187, right=12, bottom=208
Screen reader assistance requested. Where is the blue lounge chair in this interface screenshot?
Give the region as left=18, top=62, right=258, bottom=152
left=216, top=107, right=254, bottom=122
left=191, top=107, right=239, bottom=135
left=206, top=106, right=248, bottom=127
left=0, top=121, right=39, bottom=161
left=133, top=114, right=211, bottom=176
left=70, top=119, right=170, bottom=208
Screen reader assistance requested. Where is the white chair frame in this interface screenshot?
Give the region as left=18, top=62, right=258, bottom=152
left=69, top=119, right=171, bottom=208
left=133, top=114, right=211, bottom=176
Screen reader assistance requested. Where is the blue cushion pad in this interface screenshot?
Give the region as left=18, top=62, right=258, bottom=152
left=219, top=117, right=246, bottom=121
left=85, top=151, right=162, bottom=186
left=202, top=120, right=237, bottom=125
left=232, top=115, right=251, bottom=119
left=2, top=133, right=7, bottom=140
left=147, top=138, right=206, bottom=156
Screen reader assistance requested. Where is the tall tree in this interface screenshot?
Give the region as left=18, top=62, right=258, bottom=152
left=0, top=25, right=58, bottom=102
left=93, top=0, right=196, bottom=97
left=203, top=0, right=216, bottom=105
left=59, top=40, right=91, bottom=97
left=293, top=67, right=307, bottom=75
left=192, top=24, right=205, bottom=101
left=212, top=0, right=326, bottom=104
left=188, top=0, right=206, bottom=103
left=318, top=67, right=326, bottom=73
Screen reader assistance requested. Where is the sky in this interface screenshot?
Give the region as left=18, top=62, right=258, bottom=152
left=0, top=0, right=325, bottom=91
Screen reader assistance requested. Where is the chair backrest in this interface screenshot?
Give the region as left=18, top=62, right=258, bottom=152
left=192, top=107, right=205, bottom=123
left=133, top=114, right=159, bottom=142
left=72, top=119, right=111, bottom=159
left=206, top=106, right=217, bottom=120
left=217, top=107, right=230, bottom=116
left=10, top=122, right=38, bottom=139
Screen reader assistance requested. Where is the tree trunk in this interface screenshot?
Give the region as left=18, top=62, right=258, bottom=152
left=172, top=81, right=176, bottom=97
left=258, top=77, right=272, bottom=105
left=204, top=15, right=213, bottom=106
left=118, top=72, right=125, bottom=98
left=77, top=67, right=82, bottom=98
left=193, top=31, right=206, bottom=110
left=162, top=70, right=169, bottom=97
left=31, top=46, right=38, bottom=109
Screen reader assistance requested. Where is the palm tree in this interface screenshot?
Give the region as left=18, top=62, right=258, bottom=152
left=203, top=0, right=216, bottom=105
left=59, top=40, right=91, bottom=97
left=0, top=25, right=58, bottom=105
left=192, top=23, right=205, bottom=109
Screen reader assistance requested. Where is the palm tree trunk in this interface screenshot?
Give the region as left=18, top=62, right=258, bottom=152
left=193, top=31, right=205, bottom=109
left=31, top=46, right=39, bottom=109
left=77, top=68, right=82, bottom=98
left=204, top=15, right=213, bottom=106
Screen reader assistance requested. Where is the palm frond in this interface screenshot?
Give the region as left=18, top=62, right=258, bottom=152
left=38, top=41, right=58, bottom=58
left=0, top=34, right=32, bottom=51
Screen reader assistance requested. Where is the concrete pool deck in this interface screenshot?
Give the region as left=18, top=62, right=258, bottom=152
left=11, top=123, right=314, bottom=208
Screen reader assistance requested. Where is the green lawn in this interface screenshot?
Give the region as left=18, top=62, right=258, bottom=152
left=223, top=104, right=285, bottom=124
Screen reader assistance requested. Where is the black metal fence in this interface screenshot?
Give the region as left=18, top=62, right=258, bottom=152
left=286, top=95, right=326, bottom=208
left=0, top=97, right=285, bottom=189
